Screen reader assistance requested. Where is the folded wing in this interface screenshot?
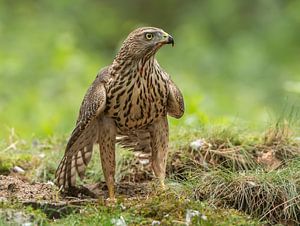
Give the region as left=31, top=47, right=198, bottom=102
left=55, top=67, right=109, bottom=189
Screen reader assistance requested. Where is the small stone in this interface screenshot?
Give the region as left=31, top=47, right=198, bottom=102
left=139, top=159, right=149, bottom=165
left=46, top=181, right=55, bottom=186
left=151, top=220, right=161, bottom=225
left=12, top=166, right=25, bottom=174
left=111, top=216, right=126, bottom=226
left=190, top=139, right=205, bottom=150
left=246, top=181, right=256, bottom=187
left=185, top=209, right=200, bottom=225
left=0, top=197, right=7, bottom=202
left=120, top=203, right=126, bottom=210
left=22, top=223, right=34, bottom=226
left=38, top=153, right=46, bottom=158
left=201, top=214, right=207, bottom=221
left=294, top=137, right=300, bottom=142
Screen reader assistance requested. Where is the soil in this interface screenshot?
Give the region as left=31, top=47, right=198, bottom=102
left=0, top=175, right=151, bottom=200
left=0, top=175, right=57, bottom=202
left=0, top=174, right=152, bottom=219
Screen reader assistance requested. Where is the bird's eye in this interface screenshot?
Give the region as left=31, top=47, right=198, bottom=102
left=145, top=33, right=153, bottom=40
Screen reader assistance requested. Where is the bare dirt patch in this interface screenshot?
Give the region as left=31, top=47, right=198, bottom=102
left=0, top=174, right=153, bottom=220
left=0, top=175, right=58, bottom=202
left=0, top=175, right=151, bottom=202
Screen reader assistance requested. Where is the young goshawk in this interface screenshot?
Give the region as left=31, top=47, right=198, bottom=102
left=55, top=27, right=184, bottom=200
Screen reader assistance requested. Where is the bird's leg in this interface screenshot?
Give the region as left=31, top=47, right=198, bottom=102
left=98, top=117, right=116, bottom=201
left=150, top=117, right=169, bottom=189
left=100, top=148, right=115, bottom=200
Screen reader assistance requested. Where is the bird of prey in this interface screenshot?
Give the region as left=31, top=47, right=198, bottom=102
left=55, top=27, right=184, bottom=200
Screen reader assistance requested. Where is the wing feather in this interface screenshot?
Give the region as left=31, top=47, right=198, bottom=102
left=167, top=78, right=184, bottom=119
left=55, top=67, right=109, bottom=189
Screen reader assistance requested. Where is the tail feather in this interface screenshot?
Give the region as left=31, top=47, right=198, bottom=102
left=55, top=122, right=98, bottom=190
left=75, top=148, right=85, bottom=179
left=117, top=130, right=151, bottom=153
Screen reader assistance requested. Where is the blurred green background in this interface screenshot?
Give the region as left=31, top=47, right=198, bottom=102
left=0, top=0, right=300, bottom=138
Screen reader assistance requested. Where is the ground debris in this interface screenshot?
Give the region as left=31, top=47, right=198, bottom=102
left=119, top=152, right=153, bottom=183
left=168, top=134, right=300, bottom=174
left=0, top=175, right=58, bottom=202
left=0, top=174, right=154, bottom=220
left=256, top=149, right=281, bottom=170
left=81, top=181, right=151, bottom=199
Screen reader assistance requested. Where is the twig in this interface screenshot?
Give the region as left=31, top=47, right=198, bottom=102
left=2, top=141, right=18, bottom=152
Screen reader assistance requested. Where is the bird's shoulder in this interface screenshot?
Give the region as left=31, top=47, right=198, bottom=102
left=75, top=66, right=111, bottom=125
left=94, top=66, right=111, bottom=84
left=154, top=60, right=171, bottom=81
left=83, top=66, right=112, bottom=101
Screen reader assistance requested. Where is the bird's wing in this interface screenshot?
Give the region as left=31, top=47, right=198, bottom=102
left=55, top=67, right=109, bottom=189
left=166, top=78, right=184, bottom=118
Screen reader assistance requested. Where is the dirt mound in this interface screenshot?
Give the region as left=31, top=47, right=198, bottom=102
left=0, top=175, right=153, bottom=221
left=0, top=175, right=58, bottom=202
left=0, top=175, right=152, bottom=202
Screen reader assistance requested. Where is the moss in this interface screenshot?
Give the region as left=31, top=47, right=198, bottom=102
left=51, top=191, right=261, bottom=226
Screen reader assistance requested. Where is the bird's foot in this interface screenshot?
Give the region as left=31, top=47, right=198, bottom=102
left=62, top=186, right=98, bottom=198
left=151, top=178, right=168, bottom=194
left=159, top=179, right=166, bottom=190
left=104, top=197, right=117, bottom=206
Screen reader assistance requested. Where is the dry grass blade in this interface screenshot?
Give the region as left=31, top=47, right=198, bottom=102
left=192, top=159, right=300, bottom=225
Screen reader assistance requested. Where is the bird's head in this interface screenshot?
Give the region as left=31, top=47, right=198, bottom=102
left=117, top=27, right=174, bottom=60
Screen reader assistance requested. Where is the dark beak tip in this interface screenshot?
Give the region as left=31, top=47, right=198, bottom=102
left=168, top=36, right=174, bottom=47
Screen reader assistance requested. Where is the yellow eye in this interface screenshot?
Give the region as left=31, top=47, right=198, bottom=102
left=145, top=33, right=153, bottom=40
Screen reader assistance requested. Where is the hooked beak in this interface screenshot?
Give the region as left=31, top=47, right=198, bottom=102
left=161, top=32, right=175, bottom=47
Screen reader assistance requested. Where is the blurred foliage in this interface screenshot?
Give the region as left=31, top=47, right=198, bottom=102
left=0, top=0, right=300, bottom=138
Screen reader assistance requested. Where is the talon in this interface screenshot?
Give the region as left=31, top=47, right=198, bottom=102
left=160, top=179, right=166, bottom=190
left=105, top=197, right=117, bottom=206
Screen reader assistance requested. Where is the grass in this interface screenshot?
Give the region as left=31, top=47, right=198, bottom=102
left=0, top=122, right=299, bottom=225
left=193, top=161, right=300, bottom=224
left=50, top=192, right=262, bottom=226
left=0, top=190, right=262, bottom=226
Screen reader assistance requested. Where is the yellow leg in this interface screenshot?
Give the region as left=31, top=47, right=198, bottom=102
left=150, top=117, right=169, bottom=190
left=98, top=117, right=116, bottom=201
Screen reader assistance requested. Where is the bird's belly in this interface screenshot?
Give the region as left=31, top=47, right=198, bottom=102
left=107, top=99, right=166, bottom=131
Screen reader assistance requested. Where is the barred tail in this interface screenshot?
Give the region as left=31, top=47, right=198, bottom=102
left=55, top=123, right=97, bottom=189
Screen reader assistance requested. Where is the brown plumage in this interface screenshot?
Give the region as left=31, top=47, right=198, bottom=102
left=55, top=27, right=184, bottom=199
